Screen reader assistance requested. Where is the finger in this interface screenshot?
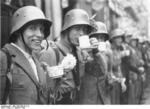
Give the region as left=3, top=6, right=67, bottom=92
left=91, top=40, right=98, bottom=45
left=90, top=38, right=98, bottom=44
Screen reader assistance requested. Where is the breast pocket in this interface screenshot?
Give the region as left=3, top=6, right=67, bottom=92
left=12, top=68, right=27, bottom=89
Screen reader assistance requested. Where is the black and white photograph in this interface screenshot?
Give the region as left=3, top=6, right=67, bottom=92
left=1, top=0, right=150, bottom=108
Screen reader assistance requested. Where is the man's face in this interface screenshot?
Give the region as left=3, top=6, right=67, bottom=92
left=68, top=25, right=88, bottom=46
left=142, top=42, right=149, bottom=48
left=112, top=36, right=123, bottom=47
left=94, top=34, right=106, bottom=42
left=22, top=22, right=45, bottom=51
left=130, top=39, right=137, bottom=47
left=125, top=35, right=132, bottom=43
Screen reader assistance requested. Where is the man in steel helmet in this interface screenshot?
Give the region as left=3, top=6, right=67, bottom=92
left=109, top=28, right=128, bottom=104
left=0, top=6, right=52, bottom=104
left=40, top=9, right=95, bottom=104
left=141, top=37, right=150, bottom=104
left=128, top=33, right=145, bottom=104
left=121, top=28, right=145, bottom=104
left=79, top=21, right=112, bottom=104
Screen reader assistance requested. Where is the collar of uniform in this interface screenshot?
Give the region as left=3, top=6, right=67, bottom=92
left=56, top=40, right=73, bottom=53
left=11, top=43, right=32, bottom=59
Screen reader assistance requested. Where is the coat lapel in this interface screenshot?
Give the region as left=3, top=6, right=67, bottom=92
left=32, top=54, right=46, bottom=86
left=5, top=44, right=40, bottom=86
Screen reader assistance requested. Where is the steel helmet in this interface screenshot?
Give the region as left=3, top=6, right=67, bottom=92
left=89, top=21, right=109, bottom=40
left=124, top=27, right=137, bottom=37
left=130, top=32, right=139, bottom=41
left=10, top=6, right=52, bottom=38
left=130, top=35, right=139, bottom=41
left=139, top=36, right=148, bottom=43
left=110, top=28, right=125, bottom=40
left=62, top=9, right=94, bottom=32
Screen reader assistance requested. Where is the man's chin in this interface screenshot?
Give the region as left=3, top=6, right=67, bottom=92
left=32, top=46, right=42, bottom=51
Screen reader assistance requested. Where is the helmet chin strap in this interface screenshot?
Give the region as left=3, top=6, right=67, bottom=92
left=66, top=31, right=76, bottom=48
left=45, top=39, right=49, bottom=50
left=20, top=32, right=32, bottom=54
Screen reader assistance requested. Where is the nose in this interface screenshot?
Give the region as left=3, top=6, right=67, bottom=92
left=79, top=30, right=84, bottom=36
left=35, top=28, right=44, bottom=39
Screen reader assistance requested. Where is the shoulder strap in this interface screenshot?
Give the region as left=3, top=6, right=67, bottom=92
left=1, top=48, right=12, bottom=73
left=1, top=48, right=12, bottom=104
left=51, top=44, right=66, bottom=65
left=55, top=44, right=66, bottom=56
left=52, top=47, right=60, bottom=65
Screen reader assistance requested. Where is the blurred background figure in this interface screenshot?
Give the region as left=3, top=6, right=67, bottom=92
left=109, top=28, right=127, bottom=104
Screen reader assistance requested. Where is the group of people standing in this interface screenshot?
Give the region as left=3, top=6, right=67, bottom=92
left=1, top=6, right=150, bottom=105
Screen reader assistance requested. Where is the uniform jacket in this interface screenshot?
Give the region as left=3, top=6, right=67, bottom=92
left=143, top=47, right=150, bottom=67
left=111, top=46, right=123, bottom=78
left=121, top=44, right=142, bottom=80
left=121, top=44, right=143, bottom=104
left=110, top=46, right=123, bottom=104
left=79, top=51, right=112, bottom=104
left=0, top=44, right=48, bottom=104
left=39, top=40, right=86, bottom=104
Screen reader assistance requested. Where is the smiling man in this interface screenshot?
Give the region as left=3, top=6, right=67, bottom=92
left=0, top=6, right=52, bottom=104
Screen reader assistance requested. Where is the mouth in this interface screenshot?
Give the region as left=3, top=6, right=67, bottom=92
left=31, top=39, right=42, bottom=45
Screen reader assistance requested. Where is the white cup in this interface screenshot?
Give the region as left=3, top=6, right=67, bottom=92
left=47, top=66, right=64, bottom=78
left=79, top=35, right=91, bottom=49
left=98, top=42, right=107, bottom=52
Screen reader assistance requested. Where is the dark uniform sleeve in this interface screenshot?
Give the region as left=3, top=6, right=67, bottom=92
left=0, top=50, right=8, bottom=104
left=40, top=46, right=75, bottom=95
left=127, top=53, right=141, bottom=74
